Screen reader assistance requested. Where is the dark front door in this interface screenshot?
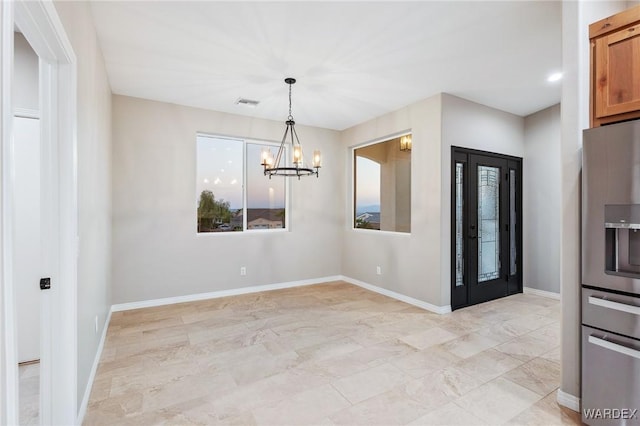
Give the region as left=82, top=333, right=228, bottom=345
left=451, top=147, right=522, bottom=310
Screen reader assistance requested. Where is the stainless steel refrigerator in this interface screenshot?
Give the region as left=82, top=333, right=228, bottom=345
left=582, top=120, right=640, bottom=426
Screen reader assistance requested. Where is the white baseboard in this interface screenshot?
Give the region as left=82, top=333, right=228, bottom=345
left=524, top=286, right=561, bottom=300
left=556, top=389, right=580, bottom=412
left=77, top=309, right=112, bottom=424
left=111, top=276, right=343, bottom=312
left=340, top=276, right=451, bottom=315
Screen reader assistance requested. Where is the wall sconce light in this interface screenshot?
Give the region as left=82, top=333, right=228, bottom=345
left=400, top=134, right=412, bottom=152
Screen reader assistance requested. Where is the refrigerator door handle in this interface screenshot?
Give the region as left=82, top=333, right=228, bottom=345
left=588, top=296, right=640, bottom=316
left=588, top=335, right=640, bottom=360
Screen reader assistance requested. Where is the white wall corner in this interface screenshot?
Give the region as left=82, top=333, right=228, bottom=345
left=523, top=286, right=561, bottom=300
left=340, top=276, right=452, bottom=314
left=556, top=388, right=580, bottom=413
left=77, top=310, right=112, bottom=425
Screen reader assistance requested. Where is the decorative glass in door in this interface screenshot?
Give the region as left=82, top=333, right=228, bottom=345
left=455, top=162, right=464, bottom=286
left=477, top=165, right=500, bottom=282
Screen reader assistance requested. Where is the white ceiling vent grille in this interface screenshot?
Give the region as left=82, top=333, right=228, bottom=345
left=235, top=98, right=260, bottom=108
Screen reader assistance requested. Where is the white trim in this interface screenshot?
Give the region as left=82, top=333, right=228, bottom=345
left=77, top=310, right=111, bottom=425
left=111, top=276, right=343, bottom=312
left=556, top=389, right=580, bottom=412
left=523, top=286, right=561, bottom=300
left=110, top=275, right=452, bottom=316
left=341, top=275, right=452, bottom=314
left=1, top=3, right=18, bottom=423
left=13, top=107, right=39, bottom=119
left=4, top=2, right=78, bottom=425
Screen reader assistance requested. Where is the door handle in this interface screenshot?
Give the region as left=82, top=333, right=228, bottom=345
left=588, top=335, right=640, bottom=360
left=468, top=225, right=477, bottom=240
left=588, top=296, right=640, bottom=316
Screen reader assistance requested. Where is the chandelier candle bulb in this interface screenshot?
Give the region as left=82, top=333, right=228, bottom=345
left=313, top=150, right=322, bottom=168
left=293, top=146, right=302, bottom=165
left=260, top=147, right=270, bottom=166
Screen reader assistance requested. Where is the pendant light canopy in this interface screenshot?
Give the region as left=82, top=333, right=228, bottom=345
left=261, top=78, right=321, bottom=179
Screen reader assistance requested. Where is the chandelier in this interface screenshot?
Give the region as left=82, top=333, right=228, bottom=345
left=261, top=78, right=321, bottom=179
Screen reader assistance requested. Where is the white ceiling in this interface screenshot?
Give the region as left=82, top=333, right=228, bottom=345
left=90, top=1, right=562, bottom=131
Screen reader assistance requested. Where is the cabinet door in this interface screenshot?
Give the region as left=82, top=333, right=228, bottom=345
left=594, top=23, right=640, bottom=119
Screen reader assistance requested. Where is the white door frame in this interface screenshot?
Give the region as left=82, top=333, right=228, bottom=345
left=1, top=1, right=78, bottom=425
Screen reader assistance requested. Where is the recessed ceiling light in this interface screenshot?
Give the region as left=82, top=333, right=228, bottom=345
left=547, top=72, right=562, bottom=82
left=235, top=98, right=260, bottom=108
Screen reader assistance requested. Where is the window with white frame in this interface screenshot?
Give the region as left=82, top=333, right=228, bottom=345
left=196, top=134, right=287, bottom=233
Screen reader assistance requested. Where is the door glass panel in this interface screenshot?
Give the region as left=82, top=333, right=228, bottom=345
left=478, top=165, right=500, bottom=282
left=510, top=169, right=517, bottom=275
left=455, top=162, right=464, bottom=286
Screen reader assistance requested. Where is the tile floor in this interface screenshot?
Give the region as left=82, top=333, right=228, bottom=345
left=84, top=281, right=582, bottom=425
left=19, top=362, right=39, bottom=425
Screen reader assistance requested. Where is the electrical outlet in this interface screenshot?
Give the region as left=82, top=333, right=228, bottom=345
left=240, top=266, right=247, bottom=276
left=376, top=266, right=382, bottom=275
left=94, top=315, right=98, bottom=334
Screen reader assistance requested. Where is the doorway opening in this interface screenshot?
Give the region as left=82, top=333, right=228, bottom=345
left=451, top=147, right=522, bottom=310
left=14, top=29, right=42, bottom=425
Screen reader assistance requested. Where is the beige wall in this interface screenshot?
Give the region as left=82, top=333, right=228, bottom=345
left=341, top=95, right=442, bottom=306
left=341, top=94, right=524, bottom=308
left=523, top=104, right=561, bottom=294
left=111, top=95, right=343, bottom=304
left=53, top=0, right=113, bottom=409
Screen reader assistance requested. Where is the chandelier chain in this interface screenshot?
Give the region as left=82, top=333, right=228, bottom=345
left=288, top=82, right=293, bottom=121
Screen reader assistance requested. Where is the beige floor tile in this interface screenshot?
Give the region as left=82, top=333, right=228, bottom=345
left=540, top=345, right=561, bottom=364
left=475, top=320, right=534, bottom=343
left=439, top=332, right=502, bottom=359
left=85, top=282, right=579, bottom=426
left=502, top=357, right=561, bottom=396
left=141, top=371, right=237, bottom=412
left=400, top=326, right=459, bottom=350
left=453, top=377, right=543, bottom=424
left=301, top=338, right=417, bottom=379
left=407, top=401, right=487, bottom=426
left=452, top=348, right=523, bottom=384
left=506, top=390, right=583, bottom=425
left=228, top=351, right=301, bottom=386
left=108, top=358, right=201, bottom=397
left=399, top=367, right=483, bottom=411
left=329, top=387, right=429, bottom=425
left=527, top=322, right=561, bottom=347
left=252, top=384, right=350, bottom=425
left=495, top=334, right=555, bottom=362
left=390, top=346, right=463, bottom=379
left=296, top=336, right=363, bottom=363
left=331, top=363, right=412, bottom=404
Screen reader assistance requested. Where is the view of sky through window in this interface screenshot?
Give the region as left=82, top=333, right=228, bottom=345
left=196, top=136, right=285, bottom=210
left=355, top=156, right=380, bottom=214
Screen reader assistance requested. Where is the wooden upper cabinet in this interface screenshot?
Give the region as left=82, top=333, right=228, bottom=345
left=590, top=5, right=640, bottom=127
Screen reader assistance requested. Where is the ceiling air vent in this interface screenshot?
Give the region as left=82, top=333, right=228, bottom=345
left=235, top=98, right=260, bottom=108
